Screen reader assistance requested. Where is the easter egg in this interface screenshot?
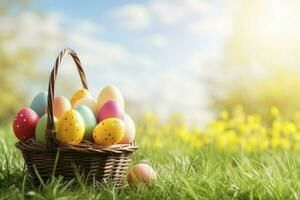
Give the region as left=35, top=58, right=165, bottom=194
left=127, top=163, right=156, bottom=186
left=92, top=118, right=125, bottom=146
left=56, top=109, right=85, bottom=145
left=70, top=88, right=92, bottom=106
left=13, top=108, right=40, bottom=141
left=35, top=114, right=57, bottom=143
left=75, top=105, right=97, bottom=141
left=30, top=91, right=48, bottom=117
left=45, top=96, right=71, bottom=119
left=97, top=100, right=125, bottom=122
left=73, top=97, right=98, bottom=116
left=97, top=85, right=124, bottom=110
left=119, top=114, right=136, bottom=144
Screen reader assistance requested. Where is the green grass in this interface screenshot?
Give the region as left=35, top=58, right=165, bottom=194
left=1, top=124, right=300, bottom=200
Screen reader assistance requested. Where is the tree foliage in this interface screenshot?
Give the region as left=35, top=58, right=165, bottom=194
left=209, top=0, right=300, bottom=119
left=0, top=0, right=42, bottom=122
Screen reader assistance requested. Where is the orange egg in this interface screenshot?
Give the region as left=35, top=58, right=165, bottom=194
left=119, top=114, right=136, bottom=144
left=45, top=96, right=71, bottom=119
left=127, top=163, right=156, bottom=186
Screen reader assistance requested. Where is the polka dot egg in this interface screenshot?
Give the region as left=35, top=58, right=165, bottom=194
left=70, top=88, right=92, bottom=107
left=56, top=109, right=85, bottom=145
left=13, top=107, right=40, bottom=141
left=92, top=118, right=125, bottom=146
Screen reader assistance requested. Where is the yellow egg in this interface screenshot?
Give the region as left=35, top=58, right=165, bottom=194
left=56, top=109, right=85, bottom=145
left=92, top=118, right=125, bottom=146
left=97, top=85, right=124, bottom=110
left=70, top=88, right=92, bottom=106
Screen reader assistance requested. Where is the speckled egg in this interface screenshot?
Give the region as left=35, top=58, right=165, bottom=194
left=119, top=114, right=136, bottom=144
left=35, top=114, right=57, bottom=143
left=75, top=105, right=97, bottom=141
left=13, top=108, right=40, bottom=141
left=45, top=96, right=71, bottom=119
left=97, top=100, right=125, bottom=122
left=127, top=163, right=157, bottom=186
left=56, top=109, right=85, bottom=145
left=73, top=96, right=98, bottom=116
left=97, top=85, right=124, bottom=110
left=92, top=118, right=125, bottom=146
left=70, top=88, right=92, bottom=106
left=30, top=91, right=48, bottom=117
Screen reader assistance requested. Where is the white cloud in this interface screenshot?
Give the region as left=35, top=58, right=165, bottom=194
left=158, top=71, right=206, bottom=111
left=70, top=32, right=129, bottom=67
left=150, top=1, right=186, bottom=25
left=75, top=20, right=103, bottom=35
left=0, top=11, right=156, bottom=79
left=2, top=6, right=228, bottom=122
left=150, top=0, right=215, bottom=25
left=187, top=52, right=221, bottom=78
left=1, top=12, right=63, bottom=54
left=188, top=15, right=233, bottom=38
left=184, top=0, right=215, bottom=13
left=121, top=68, right=211, bottom=124
left=110, top=0, right=217, bottom=29
left=145, top=34, right=169, bottom=48
left=111, top=4, right=151, bottom=30
left=132, top=53, right=156, bottom=67
left=69, top=29, right=156, bottom=69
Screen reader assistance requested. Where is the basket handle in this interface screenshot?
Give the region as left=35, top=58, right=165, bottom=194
left=46, top=48, right=88, bottom=152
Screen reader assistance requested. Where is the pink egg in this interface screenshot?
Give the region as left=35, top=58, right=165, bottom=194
left=45, top=96, right=71, bottom=119
left=127, top=163, right=156, bottom=185
left=97, top=100, right=124, bottom=122
left=13, top=107, right=40, bottom=141
left=119, top=114, right=136, bottom=144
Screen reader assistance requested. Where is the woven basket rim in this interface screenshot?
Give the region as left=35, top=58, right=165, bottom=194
left=16, top=139, right=138, bottom=154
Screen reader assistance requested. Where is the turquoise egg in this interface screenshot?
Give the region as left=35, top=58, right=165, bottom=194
left=35, top=114, right=57, bottom=143
left=30, top=91, right=48, bottom=117
left=75, top=105, right=97, bottom=141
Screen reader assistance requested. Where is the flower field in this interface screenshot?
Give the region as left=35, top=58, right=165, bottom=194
left=1, top=106, right=300, bottom=199
left=138, top=105, right=300, bottom=153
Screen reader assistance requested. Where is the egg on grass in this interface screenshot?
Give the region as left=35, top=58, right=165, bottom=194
left=127, top=163, right=157, bottom=186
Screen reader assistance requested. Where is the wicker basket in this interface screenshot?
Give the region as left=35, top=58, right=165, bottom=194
left=15, top=48, right=138, bottom=186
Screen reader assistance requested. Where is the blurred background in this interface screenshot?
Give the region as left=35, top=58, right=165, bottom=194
left=1, top=0, right=300, bottom=125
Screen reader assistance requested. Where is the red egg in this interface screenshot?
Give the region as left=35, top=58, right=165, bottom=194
left=97, top=100, right=124, bottom=122
left=127, top=163, right=156, bottom=186
left=13, top=107, right=40, bottom=141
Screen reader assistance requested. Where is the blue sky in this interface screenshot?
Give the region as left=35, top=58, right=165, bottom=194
left=5, top=0, right=238, bottom=123
left=4, top=0, right=296, bottom=123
